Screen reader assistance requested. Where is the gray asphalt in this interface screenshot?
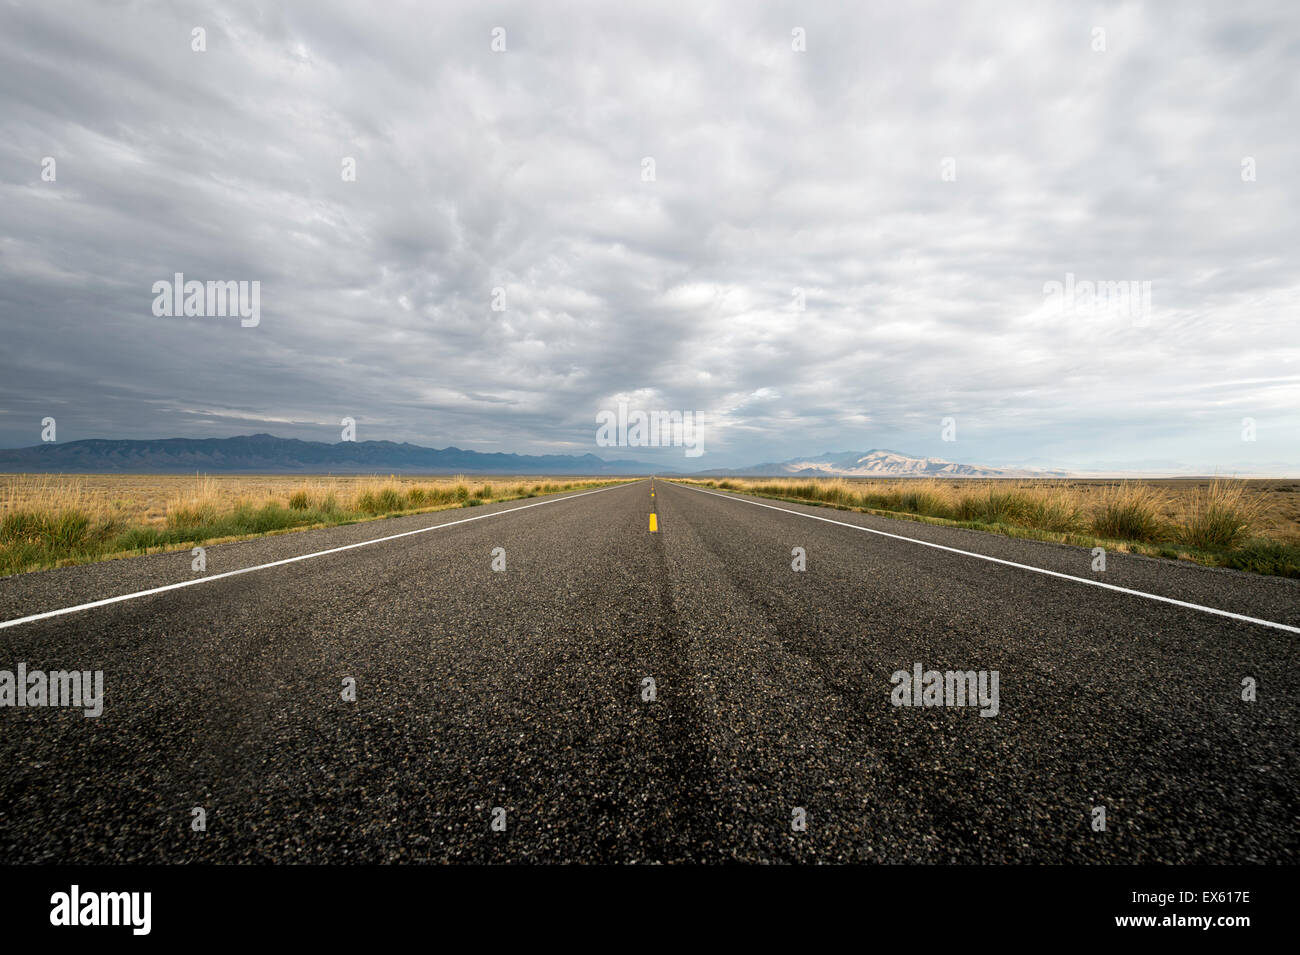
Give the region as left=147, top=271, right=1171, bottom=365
left=0, top=478, right=1296, bottom=863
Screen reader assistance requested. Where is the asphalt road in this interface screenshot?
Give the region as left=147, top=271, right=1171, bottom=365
left=1, top=478, right=1296, bottom=863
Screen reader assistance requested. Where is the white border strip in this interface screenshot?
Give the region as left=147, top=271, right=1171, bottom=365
left=0, top=482, right=635, bottom=631
left=674, top=482, right=1300, bottom=635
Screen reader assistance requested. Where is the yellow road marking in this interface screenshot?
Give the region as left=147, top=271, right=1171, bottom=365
left=649, top=513, right=658, bottom=532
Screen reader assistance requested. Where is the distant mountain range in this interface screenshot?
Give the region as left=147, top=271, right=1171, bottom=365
left=697, top=449, right=1068, bottom=478
left=0, top=435, right=1069, bottom=477
left=0, top=434, right=647, bottom=475
left=0, top=433, right=1279, bottom=478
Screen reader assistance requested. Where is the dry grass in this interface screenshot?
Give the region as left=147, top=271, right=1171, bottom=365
left=1089, top=482, right=1168, bottom=542
left=685, top=476, right=1300, bottom=578
left=0, top=473, right=628, bottom=576
left=0, top=474, right=594, bottom=524
left=1178, top=479, right=1265, bottom=549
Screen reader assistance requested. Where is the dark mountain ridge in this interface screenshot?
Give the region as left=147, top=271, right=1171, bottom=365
left=0, top=433, right=647, bottom=474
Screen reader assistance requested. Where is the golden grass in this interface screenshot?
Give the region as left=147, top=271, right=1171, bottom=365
left=703, top=476, right=1299, bottom=539
left=1178, top=479, right=1266, bottom=549
left=1089, top=482, right=1169, bottom=542
left=683, top=476, right=1300, bottom=577
left=2, top=475, right=111, bottom=520
left=0, top=473, right=629, bottom=575
left=0, top=474, right=583, bottom=524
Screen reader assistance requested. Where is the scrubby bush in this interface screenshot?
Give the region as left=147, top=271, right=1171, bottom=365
left=1180, top=480, right=1261, bottom=549
left=1090, top=483, right=1166, bottom=542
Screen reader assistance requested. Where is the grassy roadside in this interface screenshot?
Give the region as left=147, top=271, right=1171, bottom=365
left=1, top=475, right=634, bottom=576
left=672, top=477, right=1300, bottom=580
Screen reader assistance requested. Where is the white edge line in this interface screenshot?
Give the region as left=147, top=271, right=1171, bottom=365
left=0, top=481, right=638, bottom=631
left=673, top=482, right=1300, bottom=635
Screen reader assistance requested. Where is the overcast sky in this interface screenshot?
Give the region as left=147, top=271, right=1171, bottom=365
left=1, top=0, right=1297, bottom=472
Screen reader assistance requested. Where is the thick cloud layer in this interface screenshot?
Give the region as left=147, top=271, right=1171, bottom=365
left=2, top=0, right=1297, bottom=472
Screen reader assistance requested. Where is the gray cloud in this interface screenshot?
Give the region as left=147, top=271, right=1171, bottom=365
left=1, top=0, right=1297, bottom=471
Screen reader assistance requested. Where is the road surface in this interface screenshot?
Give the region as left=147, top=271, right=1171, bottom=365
left=1, top=478, right=1296, bottom=863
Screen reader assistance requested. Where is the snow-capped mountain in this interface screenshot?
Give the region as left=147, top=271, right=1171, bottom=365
left=709, top=449, right=1068, bottom=478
